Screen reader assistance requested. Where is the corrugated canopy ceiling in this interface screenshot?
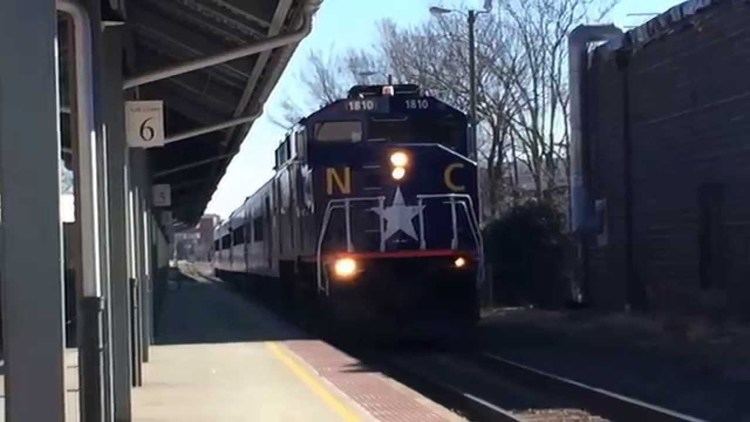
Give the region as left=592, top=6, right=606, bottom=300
left=117, top=0, right=319, bottom=224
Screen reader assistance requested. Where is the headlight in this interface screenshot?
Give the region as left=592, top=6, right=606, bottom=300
left=333, top=257, right=358, bottom=279
left=391, top=167, right=406, bottom=180
left=390, top=151, right=409, bottom=167
left=454, top=257, right=467, bottom=268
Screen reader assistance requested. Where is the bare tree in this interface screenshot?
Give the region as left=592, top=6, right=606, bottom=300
left=376, top=13, right=521, bottom=217
left=275, top=0, right=617, bottom=215
left=271, top=49, right=357, bottom=129
left=501, top=0, right=616, bottom=202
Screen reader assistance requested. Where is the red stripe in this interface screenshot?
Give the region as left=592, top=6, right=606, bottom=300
left=326, top=249, right=474, bottom=260
left=299, top=249, right=476, bottom=263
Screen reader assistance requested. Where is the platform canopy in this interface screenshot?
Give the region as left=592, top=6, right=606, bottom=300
left=110, top=0, right=319, bottom=224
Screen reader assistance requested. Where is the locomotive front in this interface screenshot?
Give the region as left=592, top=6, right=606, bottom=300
left=306, top=84, right=482, bottom=329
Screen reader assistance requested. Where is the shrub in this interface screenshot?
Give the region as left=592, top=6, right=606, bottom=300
left=483, top=200, right=568, bottom=308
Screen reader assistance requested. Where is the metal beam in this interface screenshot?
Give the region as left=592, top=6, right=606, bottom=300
left=165, top=111, right=261, bottom=144
left=154, top=153, right=234, bottom=179
left=126, top=180, right=143, bottom=387
left=58, top=2, right=109, bottom=420
left=159, top=71, right=240, bottom=112
left=0, top=1, right=66, bottom=420
left=155, top=87, right=225, bottom=124
left=140, top=0, right=265, bottom=41
left=142, top=208, right=154, bottom=360
left=220, top=0, right=291, bottom=150
left=130, top=148, right=151, bottom=365
left=59, top=0, right=102, bottom=298
left=128, top=5, right=250, bottom=83
left=103, top=25, right=133, bottom=422
left=231, top=0, right=292, bottom=119
left=171, top=178, right=206, bottom=190
left=123, top=3, right=316, bottom=89
left=206, top=0, right=272, bottom=28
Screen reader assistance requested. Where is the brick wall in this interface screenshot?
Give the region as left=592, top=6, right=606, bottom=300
left=585, top=1, right=750, bottom=317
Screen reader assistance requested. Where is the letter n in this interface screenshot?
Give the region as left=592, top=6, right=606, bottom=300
left=326, top=167, right=351, bottom=195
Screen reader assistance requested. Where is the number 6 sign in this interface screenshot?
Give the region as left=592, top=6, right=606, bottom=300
left=125, top=100, right=165, bottom=148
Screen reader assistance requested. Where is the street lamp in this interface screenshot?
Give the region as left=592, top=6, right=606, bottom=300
left=430, top=1, right=492, bottom=160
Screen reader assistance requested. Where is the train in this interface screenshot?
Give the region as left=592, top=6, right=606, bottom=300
left=212, top=83, right=483, bottom=334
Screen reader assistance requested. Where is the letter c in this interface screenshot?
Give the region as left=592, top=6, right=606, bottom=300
left=444, top=163, right=466, bottom=192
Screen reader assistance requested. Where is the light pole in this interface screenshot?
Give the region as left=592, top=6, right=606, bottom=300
left=430, top=1, right=492, bottom=160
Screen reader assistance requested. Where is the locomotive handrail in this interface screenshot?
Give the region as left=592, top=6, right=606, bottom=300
left=316, top=193, right=485, bottom=295
left=316, top=196, right=385, bottom=295
left=416, top=193, right=485, bottom=287
left=416, top=193, right=476, bottom=251
left=316, top=203, right=337, bottom=295
left=391, top=143, right=478, bottom=166
left=458, top=201, right=486, bottom=288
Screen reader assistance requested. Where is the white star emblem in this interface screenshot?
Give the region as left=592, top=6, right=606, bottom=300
left=370, top=187, right=425, bottom=241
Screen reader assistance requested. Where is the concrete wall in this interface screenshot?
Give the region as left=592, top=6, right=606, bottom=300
left=585, top=1, right=750, bottom=318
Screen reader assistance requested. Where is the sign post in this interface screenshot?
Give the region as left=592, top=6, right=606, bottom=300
left=125, top=101, right=165, bottom=148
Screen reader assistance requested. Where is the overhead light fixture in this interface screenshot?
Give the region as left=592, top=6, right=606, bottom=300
left=429, top=6, right=454, bottom=16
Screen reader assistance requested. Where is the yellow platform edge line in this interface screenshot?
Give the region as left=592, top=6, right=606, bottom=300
left=266, top=342, right=361, bottom=422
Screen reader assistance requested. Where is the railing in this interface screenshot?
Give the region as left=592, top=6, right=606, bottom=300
left=316, top=193, right=484, bottom=296
left=316, top=196, right=384, bottom=295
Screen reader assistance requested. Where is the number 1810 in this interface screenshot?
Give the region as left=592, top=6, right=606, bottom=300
left=405, top=99, right=429, bottom=110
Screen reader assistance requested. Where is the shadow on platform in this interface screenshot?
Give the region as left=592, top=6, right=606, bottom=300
left=153, top=270, right=308, bottom=346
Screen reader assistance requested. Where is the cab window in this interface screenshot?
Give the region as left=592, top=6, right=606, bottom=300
left=369, top=114, right=465, bottom=150
left=296, top=129, right=307, bottom=159
left=314, top=121, right=362, bottom=142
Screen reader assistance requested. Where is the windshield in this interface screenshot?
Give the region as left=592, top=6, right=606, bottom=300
left=369, top=114, right=466, bottom=150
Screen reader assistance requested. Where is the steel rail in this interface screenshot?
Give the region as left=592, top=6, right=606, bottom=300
left=377, top=355, right=522, bottom=422
left=163, top=110, right=262, bottom=144
left=477, top=352, right=705, bottom=422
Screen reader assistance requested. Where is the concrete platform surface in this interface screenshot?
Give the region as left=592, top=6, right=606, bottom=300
left=132, top=341, right=366, bottom=421
left=131, top=268, right=460, bottom=421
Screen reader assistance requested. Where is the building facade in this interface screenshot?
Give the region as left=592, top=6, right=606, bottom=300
left=582, top=0, right=750, bottom=318
left=174, top=214, right=220, bottom=262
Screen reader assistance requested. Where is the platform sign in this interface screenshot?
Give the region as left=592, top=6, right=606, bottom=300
left=126, top=100, right=165, bottom=148
left=152, top=184, right=171, bottom=207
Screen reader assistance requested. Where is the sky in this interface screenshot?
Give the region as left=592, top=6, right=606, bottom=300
left=204, top=0, right=683, bottom=219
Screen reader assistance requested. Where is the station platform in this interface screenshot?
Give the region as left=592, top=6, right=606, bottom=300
left=133, top=267, right=460, bottom=421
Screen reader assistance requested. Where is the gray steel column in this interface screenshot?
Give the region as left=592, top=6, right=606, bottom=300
left=103, top=25, right=133, bottom=421
left=69, top=0, right=108, bottom=417
left=131, top=149, right=151, bottom=363
left=143, top=212, right=154, bottom=350
left=131, top=180, right=145, bottom=383
left=126, top=176, right=142, bottom=387
left=138, top=174, right=151, bottom=363
left=87, top=0, right=114, bottom=417
left=0, top=0, right=66, bottom=420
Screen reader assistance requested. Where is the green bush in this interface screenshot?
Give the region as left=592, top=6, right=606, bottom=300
left=483, top=201, right=568, bottom=308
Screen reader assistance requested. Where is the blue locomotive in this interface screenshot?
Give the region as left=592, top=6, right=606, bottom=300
left=213, top=84, right=483, bottom=331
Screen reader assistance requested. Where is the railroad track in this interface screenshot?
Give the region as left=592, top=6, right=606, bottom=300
left=474, top=353, right=704, bottom=422
left=365, top=350, right=705, bottom=422
left=225, top=277, right=706, bottom=421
